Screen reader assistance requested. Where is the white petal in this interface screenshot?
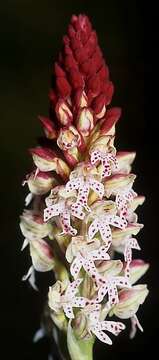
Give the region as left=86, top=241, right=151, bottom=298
left=91, top=327, right=112, bottom=345
left=130, top=315, right=143, bottom=339
left=99, top=223, right=112, bottom=245
left=90, top=246, right=110, bottom=261
left=72, top=297, right=86, bottom=308
left=71, top=203, right=85, bottom=220
left=25, top=192, right=34, bottom=206
left=66, top=278, right=83, bottom=297
left=96, top=283, right=108, bottom=302
left=129, top=237, right=141, bottom=250
left=107, top=215, right=127, bottom=229
left=88, top=218, right=99, bottom=240
left=66, top=177, right=83, bottom=192
left=83, top=259, right=98, bottom=279
left=77, top=184, right=90, bottom=211
left=44, top=202, right=65, bottom=222
left=21, top=238, right=29, bottom=251
left=63, top=304, right=74, bottom=319
left=114, top=276, right=131, bottom=288
left=28, top=268, right=38, bottom=291
left=33, top=328, right=45, bottom=343
left=22, top=265, right=34, bottom=281
left=70, top=257, right=83, bottom=279
left=90, top=150, right=101, bottom=165
left=100, top=321, right=125, bottom=336
left=60, top=210, right=77, bottom=236
left=102, top=158, right=111, bottom=177
left=89, top=178, right=104, bottom=198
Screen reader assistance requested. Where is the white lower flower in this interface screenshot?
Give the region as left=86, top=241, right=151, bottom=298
left=48, top=278, right=87, bottom=319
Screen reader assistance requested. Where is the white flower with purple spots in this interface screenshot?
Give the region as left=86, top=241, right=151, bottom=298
left=66, top=236, right=110, bottom=280
left=96, top=274, right=131, bottom=307
left=88, top=213, right=127, bottom=246
left=44, top=187, right=85, bottom=236
left=116, top=188, right=137, bottom=217
left=66, top=175, right=104, bottom=215
left=86, top=307, right=125, bottom=344
left=48, top=278, right=87, bottom=319
left=90, top=150, right=118, bottom=178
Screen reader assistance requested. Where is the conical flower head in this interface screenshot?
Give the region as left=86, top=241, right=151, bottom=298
left=20, top=14, right=149, bottom=358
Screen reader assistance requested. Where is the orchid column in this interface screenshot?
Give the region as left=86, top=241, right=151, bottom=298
left=20, top=14, right=149, bottom=360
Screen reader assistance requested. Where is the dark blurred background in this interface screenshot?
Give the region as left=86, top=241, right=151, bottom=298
left=0, top=1, right=157, bottom=359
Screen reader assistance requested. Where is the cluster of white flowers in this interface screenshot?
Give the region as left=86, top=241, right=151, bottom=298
left=43, top=149, right=148, bottom=344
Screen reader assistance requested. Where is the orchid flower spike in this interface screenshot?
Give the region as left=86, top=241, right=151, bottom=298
left=20, top=14, right=149, bottom=360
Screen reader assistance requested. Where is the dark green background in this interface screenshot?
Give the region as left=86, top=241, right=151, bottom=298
left=0, top=1, right=157, bottom=359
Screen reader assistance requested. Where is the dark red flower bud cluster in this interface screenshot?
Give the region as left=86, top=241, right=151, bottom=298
left=49, top=14, right=114, bottom=126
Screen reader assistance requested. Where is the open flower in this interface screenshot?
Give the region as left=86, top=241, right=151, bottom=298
left=48, top=278, right=87, bottom=319
left=44, top=186, right=84, bottom=235
left=88, top=212, right=127, bottom=246
left=96, top=271, right=131, bottom=307
left=66, top=168, right=104, bottom=214
left=85, top=306, right=125, bottom=344
left=90, top=149, right=118, bottom=178
left=57, top=126, right=81, bottom=151
left=66, top=236, right=110, bottom=280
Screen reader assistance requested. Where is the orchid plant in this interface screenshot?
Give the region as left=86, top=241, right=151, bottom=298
left=20, top=14, right=149, bottom=360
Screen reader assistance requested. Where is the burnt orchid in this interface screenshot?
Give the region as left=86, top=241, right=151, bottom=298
left=20, top=14, right=149, bottom=360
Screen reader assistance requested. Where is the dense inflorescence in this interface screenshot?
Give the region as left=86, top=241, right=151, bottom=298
left=20, top=14, right=149, bottom=351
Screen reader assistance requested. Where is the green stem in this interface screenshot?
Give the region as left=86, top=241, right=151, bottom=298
left=67, top=322, right=94, bottom=360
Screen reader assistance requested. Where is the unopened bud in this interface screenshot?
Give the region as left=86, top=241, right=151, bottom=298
left=25, top=171, right=57, bottom=195
left=38, top=116, right=57, bottom=139
left=76, top=107, right=94, bottom=137
left=30, top=239, right=55, bottom=272
left=55, top=99, right=73, bottom=126
left=20, top=210, right=52, bottom=240
left=110, top=284, right=149, bottom=319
